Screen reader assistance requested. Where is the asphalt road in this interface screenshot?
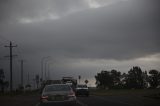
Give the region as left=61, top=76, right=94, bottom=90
left=36, top=95, right=160, bottom=106
left=76, top=95, right=160, bottom=106
left=1, top=94, right=160, bottom=106
left=76, top=95, right=132, bottom=106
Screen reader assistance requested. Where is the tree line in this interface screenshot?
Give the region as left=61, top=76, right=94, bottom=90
left=0, top=68, right=40, bottom=93
left=95, top=66, right=160, bottom=89
left=0, top=69, right=9, bottom=93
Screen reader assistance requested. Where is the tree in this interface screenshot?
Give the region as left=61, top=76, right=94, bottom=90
left=95, top=70, right=122, bottom=89
left=0, top=69, right=5, bottom=93
left=110, top=69, right=121, bottom=88
left=0, top=69, right=9, bottom=93
left=95, top=71, right=111, bottom=89
left=120, top=73, right=128, bottom=88
left=142, top=71, right=149, bottom=88
left=148, top=70, right=160, bottom=88
left=125, top=66, right=145, bottom=89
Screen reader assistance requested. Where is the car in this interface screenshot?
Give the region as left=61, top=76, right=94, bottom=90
left=40, top=84, right=77, bottom=106
left=75, top=84, right=89, bottom=97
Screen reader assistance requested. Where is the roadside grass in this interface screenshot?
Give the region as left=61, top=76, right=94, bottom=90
left=0, top=91, right=40, bottom=106
left=89, top=89, right=160, bottom=98
left=0, top=90, right=40, bottom=97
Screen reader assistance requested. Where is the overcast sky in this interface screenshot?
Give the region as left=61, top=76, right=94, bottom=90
left=0, top=0, right=160, bottom=87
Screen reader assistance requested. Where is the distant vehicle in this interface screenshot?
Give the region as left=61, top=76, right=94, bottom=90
left=65, top=81, right=73, bottom=86
left=62, top=77, right=77, bottom=85
left=62, top=77, right=77, bottom=92
left=40, top=84, right=77, bottom=106
left=76, top=84, right=89, bottom=97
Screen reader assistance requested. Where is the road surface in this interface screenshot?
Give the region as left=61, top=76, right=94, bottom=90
left=35, top=95, right=160, bottom=106
left=1, top=94, right=160, bottom=106
left=76, top=95, right=160, bottom=106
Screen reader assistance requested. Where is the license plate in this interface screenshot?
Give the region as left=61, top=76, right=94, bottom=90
left=55, top=96, right=63, bottom=101
left=50, top=95, right=64, bottom=101
left=50, top=96, right=55, bottom=101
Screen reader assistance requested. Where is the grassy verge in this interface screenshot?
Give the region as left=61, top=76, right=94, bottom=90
left=0, top=90, right=40, bottom=96
left=89, top=89, right=160, bottom=98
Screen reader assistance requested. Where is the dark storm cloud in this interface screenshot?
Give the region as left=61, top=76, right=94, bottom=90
left=0, top=0, right=89, bottom=23
left=59, top=2, right=160, bottom=60
left=1, top=0, right=159, bottom=61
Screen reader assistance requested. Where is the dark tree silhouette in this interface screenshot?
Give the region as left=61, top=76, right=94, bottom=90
left=0, top=69, right=9, bottom=93
left=95, top=70, right=121, bottom=89
left=95, top=66, right=160, bottom=89
left=0, top=69, right=5, bottom=93
left=148, top=70, right=160, bottom=88
left=120, top=72, right=128, bottom=88
left=0, top=69, right=5, bottom=80
left=95, top=70, right=112, bottom=89
left=110, top=69, right=121, bottom=88
left=142, top=71, right=149, bottom=88
left=125, top=66, right=145, bottom=89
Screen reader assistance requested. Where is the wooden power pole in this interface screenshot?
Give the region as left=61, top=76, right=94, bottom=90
left=5, top=41, right=17, bottom=92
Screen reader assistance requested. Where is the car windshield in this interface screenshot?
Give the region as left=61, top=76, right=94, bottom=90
left=44, top=85, right=71, bottom=92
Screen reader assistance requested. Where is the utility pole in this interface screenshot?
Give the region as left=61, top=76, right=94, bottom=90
left=41, top=56, right=50, bottom=82
left=44, top=61, right=47, bottom=81
left=48, top=69, right=50, bottom=80
left=27, top=72, right=29, bottom=85
left=4, top=41, right=17, bottom=92
left=19, top=60, right=24, bottom=87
